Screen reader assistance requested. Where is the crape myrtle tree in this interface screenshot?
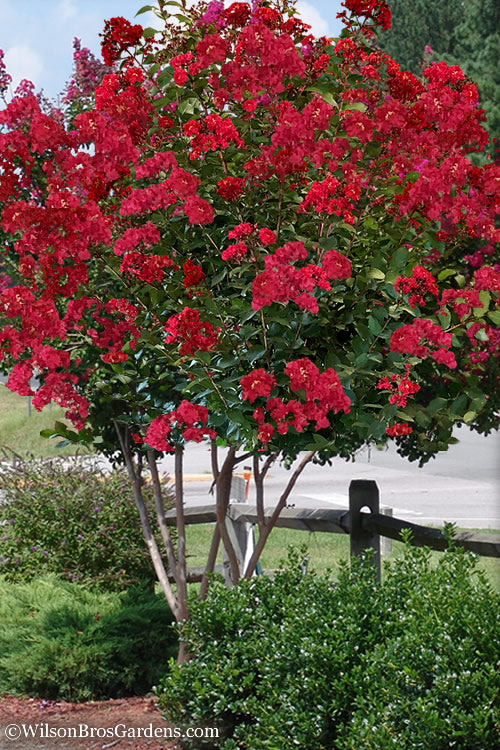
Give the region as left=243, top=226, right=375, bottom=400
left=0, top=0, right=499, bottom=657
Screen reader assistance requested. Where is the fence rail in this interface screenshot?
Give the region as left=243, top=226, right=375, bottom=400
left=165, top=479, right=500, bottom=583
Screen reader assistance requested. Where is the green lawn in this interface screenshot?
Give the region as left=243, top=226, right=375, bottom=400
left=0, top=384, right=89, bottom=458
left=186, top=523, right=500, bottom=590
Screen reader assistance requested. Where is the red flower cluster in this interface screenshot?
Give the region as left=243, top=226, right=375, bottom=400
left=216, top=176, right=245, bottom=201
left=240, top=369, right=277, bottom=403
left=222, top=224, right=276, bottom=262
left=164, top=307, right=220, bottom=355
left=101, top=351, right=129, bottom=363
left=321, top=249, right=352, bottom=280
left=252, top=241, right=334, bottom=312
left=390, top=319, right=456, bottom=368
left=385, top=423, right=413, bottom=437
left=395, top=265, right=438, bottom=308
left=120, top=253, right=176, bottom=283
left=100, top=17, right=143, bottom=66
left=223, top=3, right=252, bottom=27
left=184, top=114, right=243, bottom=161
left=439, top=288, right=483, bottom=320
left=377, top=365, right=420, bottom=408
left=243, top=358, right=351, bottom=443
left=298, top=174, right=361, bottom=225
left=183, top=259, right=205, bottom=290
left=338, top=0, right=392, bottom=31
left=113, top=222, right=160, bottom=256
left=145, top=400, right=216, bottom=451
left=189, top=33, right=229, bottom=76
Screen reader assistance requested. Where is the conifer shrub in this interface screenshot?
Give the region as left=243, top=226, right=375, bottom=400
left=0, top=576, right=177, bottom=702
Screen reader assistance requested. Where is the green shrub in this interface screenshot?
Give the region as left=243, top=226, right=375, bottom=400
left=156, top=542, right=500, bottom=749
left=0, top=456, right=172, bottom=590
left=0, top=575, right=177, bottom=701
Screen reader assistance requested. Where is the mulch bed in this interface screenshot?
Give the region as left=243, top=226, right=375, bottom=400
left=0, top=695, right=178, bottom=749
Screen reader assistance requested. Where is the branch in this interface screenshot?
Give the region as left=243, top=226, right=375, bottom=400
left=216, top=447, right=241, bottom=585
left=174, top=445, right=189, bottom=620
left=243, top=451, right=316, bottom=578
left=146, top=450, right=180, bottom=586
left=113, top=421, right=180, bottom=618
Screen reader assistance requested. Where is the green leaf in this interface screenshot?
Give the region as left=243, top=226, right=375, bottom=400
left=39, top=429, right=58, bottom=439
left=451, top=394, right=467, bottom=414
left=177, top=97, right=198, bottom=115
left=390, top=247, right=409, bottom=271
left=437, top=268, right=457, bottom=282
left=363, top=217, right=378, bottom=231
left=135, top=5, right=154, bottom=15
left=463, top=411, right=476, bottom=424
left=487, top=309, right=500, bottom=325
left=427, top=397, right=447, bottom=414
left=343, top=102, right=367, bottom=112
left=367, top=316, right=382, bottom=336
left=473, top=290, right=490, bottom=318
left=367, top=268, right=385, bottom=281
left=142, top=27, right=158, bottom=38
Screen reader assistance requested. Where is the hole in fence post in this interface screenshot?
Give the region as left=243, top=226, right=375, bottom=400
left=349, top=480, right=381, bottom=581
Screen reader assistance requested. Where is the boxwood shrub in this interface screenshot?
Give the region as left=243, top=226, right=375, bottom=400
left=156, top=540, right=500, bottom=749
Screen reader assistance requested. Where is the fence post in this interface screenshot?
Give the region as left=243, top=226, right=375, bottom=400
left=223, top=475, right=248, bottom=586
left=349, top=480, right=381, bottom=581
left=380, top=506, right=393, bottom=557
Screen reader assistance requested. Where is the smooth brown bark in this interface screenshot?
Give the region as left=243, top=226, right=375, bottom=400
left=244, top=451, right=316, bottom=578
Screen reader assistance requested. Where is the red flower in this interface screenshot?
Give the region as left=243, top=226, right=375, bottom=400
left=183, top=259, right=205, bottom=288
left=241, top=369, right=277, bottom=403
left=395, top=265, right=438, bottom=308
left=216, top=176, right=245, bottom=201
left=386, top=423, right=413, bottom=437
left=173, top=69, right=188, bottom=86
left=242, top=99, right=257, bottom=113
left=222, top=242, right=248, bottom=262
left=322, top=250, right=352, bottom=280
left=100, top=17, right=143, bottom=66
left=258, top=228, right=276, bottom=246
left=101, top=351, right=129, bottom=363
left=164, top=308, right=220, bottom=355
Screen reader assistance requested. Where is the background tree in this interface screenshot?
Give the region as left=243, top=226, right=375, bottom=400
left=378, top=0, right=499, bottom=159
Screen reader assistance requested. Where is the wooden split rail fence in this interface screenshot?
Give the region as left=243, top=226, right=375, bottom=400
left=165, top=479, right=500, bottom=584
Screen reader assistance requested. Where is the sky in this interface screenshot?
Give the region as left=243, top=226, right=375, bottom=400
left=0, top=0, right=344, bottom=101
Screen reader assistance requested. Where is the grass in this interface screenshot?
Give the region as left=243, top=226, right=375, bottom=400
left=0, top=384, right=89, bottom=458
left=185, top=523, right=500, bottom=590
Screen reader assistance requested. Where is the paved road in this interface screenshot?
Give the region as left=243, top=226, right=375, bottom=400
left=156, top=428, right=500, bottom=529
left=1, top=374, right=498, bottom=528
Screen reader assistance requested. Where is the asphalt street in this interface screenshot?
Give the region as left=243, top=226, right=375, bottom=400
left=154, top=427, right=500, bottom=529
left=1, top=374, right=498, bottom=529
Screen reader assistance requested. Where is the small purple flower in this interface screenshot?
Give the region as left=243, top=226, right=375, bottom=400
left=31, top=545, right=38, bottom=551
left=76, top=534, right=84, bottom=541
left=0, top=535, right=8, bottom=541
left=94, top=506, right=101, bottom=513
left=42, top=550, right=49, bottom=557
